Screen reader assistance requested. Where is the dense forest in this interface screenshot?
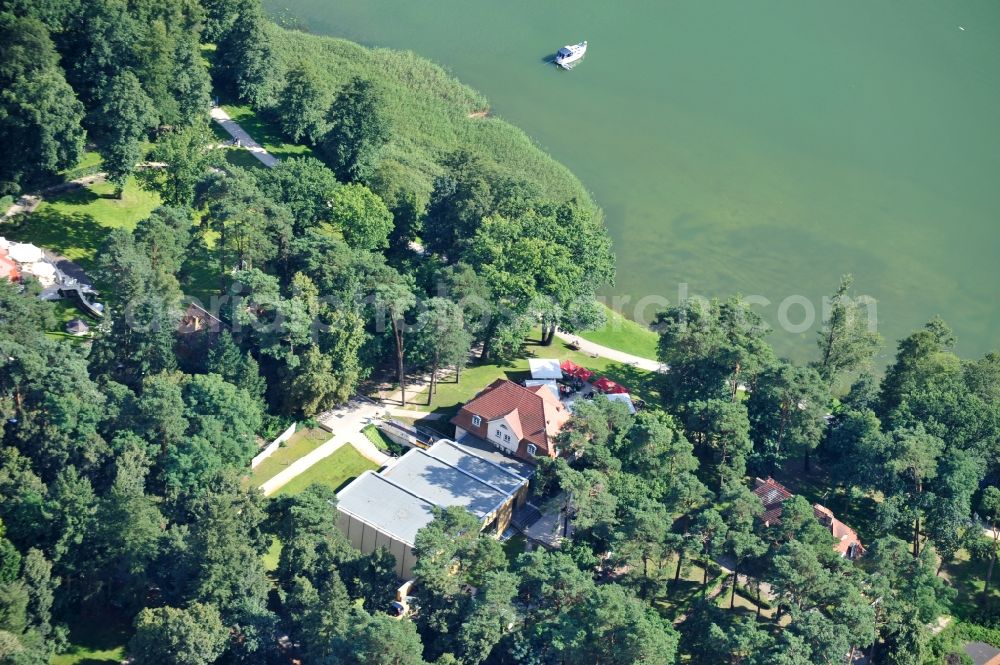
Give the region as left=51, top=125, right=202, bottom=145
left=0, top=0, right=998, bottom=663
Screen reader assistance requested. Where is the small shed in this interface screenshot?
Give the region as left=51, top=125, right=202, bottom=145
left=65, top=318, right=90, bottom=336
left=529, top=358, right=563, bottom=380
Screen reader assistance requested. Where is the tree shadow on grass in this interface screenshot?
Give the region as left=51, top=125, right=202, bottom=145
left=943, top=553, right=998, bottom=620
left=48, top=185, right=100, bottom=206
left=6, top=207, right=108, bottom=271
left=55, top=603, right=129, bottom=664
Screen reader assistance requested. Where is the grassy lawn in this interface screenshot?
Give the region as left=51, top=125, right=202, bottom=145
left=7, top=176, right=220, bottom=300
left=362, top=424, right=406, bottom=456
left=220, top=104, right=314, bottom=162
left=51, top=608, right=129, bottom=665
left=251, top=427, right=332, bottom=487
left=654, top=559, right=726, bottom=620
left=44, top=300, right=99, bottom=343
left=396, top=334, right=660, bottom=426
left=579, top=305, right=660, bottom=360
left=7, top=179, right=161, bottom=273
left=273, top=445, right=378, bottom=496
left=263, top=537, right=282, bottom=573
left=58, top=150, right=103, bottom=181
left=942, top=547, right=1000, bottom=620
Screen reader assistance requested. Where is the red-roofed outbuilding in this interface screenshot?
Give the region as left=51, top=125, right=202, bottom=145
left=752, top=477, right=866, bottom=559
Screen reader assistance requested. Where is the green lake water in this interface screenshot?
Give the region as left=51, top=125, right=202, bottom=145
left=266, top=0, right=1000, bottom=362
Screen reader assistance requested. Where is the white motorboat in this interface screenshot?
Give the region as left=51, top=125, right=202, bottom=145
left=555, top=41, right=587, bottom=69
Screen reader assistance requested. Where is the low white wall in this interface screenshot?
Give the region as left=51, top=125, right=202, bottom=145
left=251, top=422, right=297, bottom=469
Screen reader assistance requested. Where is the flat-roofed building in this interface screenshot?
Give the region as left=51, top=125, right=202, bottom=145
left=336, top=439, right=530, bottom=578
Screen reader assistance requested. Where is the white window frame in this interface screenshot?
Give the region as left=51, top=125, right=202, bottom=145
left=471, top=415, right=481, bottom=427
left=526, top=443, right=537, bottom=456
left=503, top=434, right=511, bottom=443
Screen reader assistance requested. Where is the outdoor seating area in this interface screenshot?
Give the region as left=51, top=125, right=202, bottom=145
left=522, top=359, right=644, bottom=413
left=0, top=239, right=55, bottom=286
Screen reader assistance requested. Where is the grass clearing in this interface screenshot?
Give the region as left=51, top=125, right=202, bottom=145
left=44, top=300, right=99, bottom=343
left=7, top=176, right=219, bottom=300
left=7, top=179, right=160, bottom=272
left=251, top=427, right=332, bottom=487
left=942, top=547, right=1000, bottom=621
left=52, top=607, right=129, bottom=665
left=579, top=305, right=659, bottom=360
left=362, top=424, right=406, bottom=457
left=653, top=560, right=726, bottom=621
left=273, top=445, right=378, bottom=496
left=263, top=537, right=282, bottom=573
left=220, top=103, right=314, bottom=162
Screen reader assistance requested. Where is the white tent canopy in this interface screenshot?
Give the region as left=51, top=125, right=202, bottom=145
left=604, top=392, right=637, bottom=414
left=23, top=261, right=56, bottom=286
left=524, top=379, right=560, bottom=399
left=25, top=261, right=55, bottom=278
left=528, top=358, right=562, bottom=380
left=8, top=243, right=43, bottom=264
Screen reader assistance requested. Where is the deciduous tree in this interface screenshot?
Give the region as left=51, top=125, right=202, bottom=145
left=97, top=71, right=158, bottom=196
left=329, top=182, right=394, bottom=251
left=320, top=77, right=391, bottom=182
left=0, top=15, right=85, bottom=193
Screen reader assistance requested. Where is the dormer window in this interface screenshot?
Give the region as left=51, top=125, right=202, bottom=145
left=471, top=415, right=481, bottom=427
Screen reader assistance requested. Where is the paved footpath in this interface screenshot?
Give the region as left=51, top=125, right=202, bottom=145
left=210, top=106, right=280, bottom=168
left=554, top=330, right=666, bottom=373
left=260, top=398, right=390, bottom=496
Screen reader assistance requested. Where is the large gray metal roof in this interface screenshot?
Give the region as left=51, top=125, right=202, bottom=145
left=425, top=439, right=528, bottom=495
left=336, top=440, right=529, bottom=545
left=336, top=471, right=437, bottom=546
left=381, top=449, right=510, bottom=519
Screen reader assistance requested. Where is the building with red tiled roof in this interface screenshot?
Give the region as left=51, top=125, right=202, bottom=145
left=451, top=379, right=571, bottom=463
left=752, top=477, right=865, bottom=559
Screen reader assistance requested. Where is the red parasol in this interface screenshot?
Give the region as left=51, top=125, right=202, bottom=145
left=593, top=377, right=629, bottom=394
